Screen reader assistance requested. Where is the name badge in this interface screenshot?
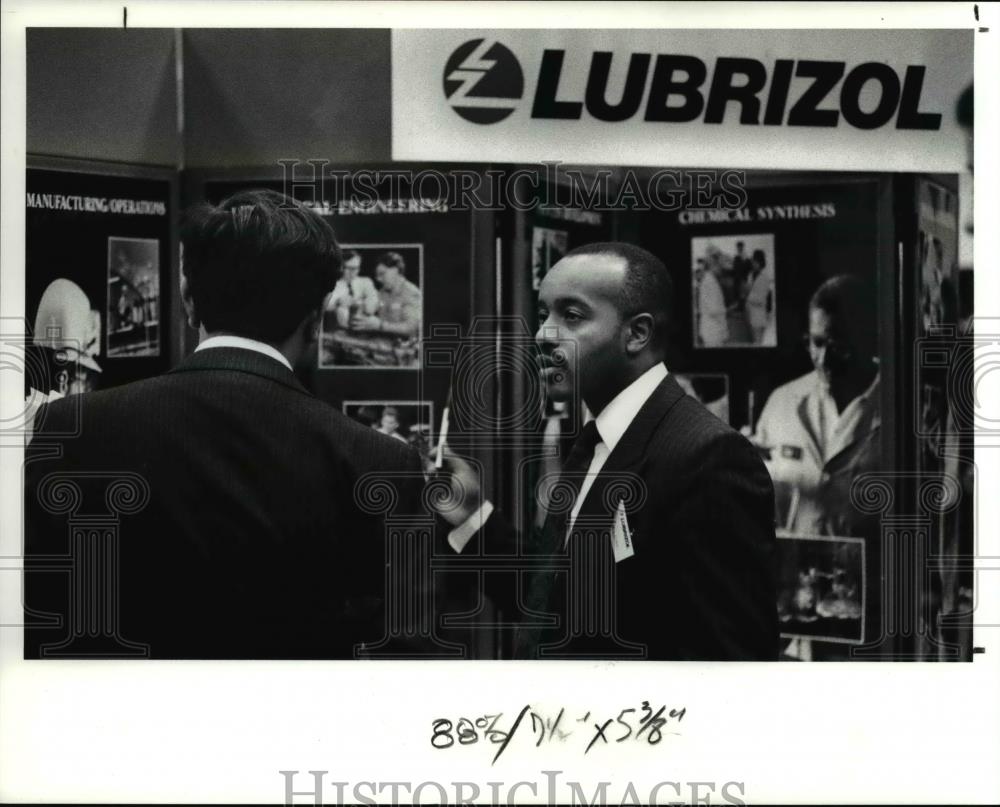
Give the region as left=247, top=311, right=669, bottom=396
left=781, top=444, right=804, bottom=461
left=611, top=499, right=635, bottom=563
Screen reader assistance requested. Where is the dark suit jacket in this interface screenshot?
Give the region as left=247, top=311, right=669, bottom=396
left=24, top=348, right=424, bottom=659
left=468, top=373, right=778, bottom=660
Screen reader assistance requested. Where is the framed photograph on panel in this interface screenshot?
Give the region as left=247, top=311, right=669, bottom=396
left=319, top=244, right=424, bottom=369
left=691, top=233, right=776, bottom=348
left=106, top=236, right=161, bottom=358
left=776, top=533, right=865, bottom=645
left=916, top=179, right=959, bottom=334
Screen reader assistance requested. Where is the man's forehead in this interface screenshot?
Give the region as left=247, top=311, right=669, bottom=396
left=809, top=306, right=848, bottom=335
left=540, top=253, right=626, bottom=301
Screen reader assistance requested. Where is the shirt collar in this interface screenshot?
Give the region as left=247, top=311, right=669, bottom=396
left=588, top=362, right=669, bottom=452
left=812, top=365, right=881, bottom=404
left=195, top=334, right=293, bottom=371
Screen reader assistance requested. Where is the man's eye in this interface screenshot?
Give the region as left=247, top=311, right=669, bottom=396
left=563, top=310, right=583, bottom=322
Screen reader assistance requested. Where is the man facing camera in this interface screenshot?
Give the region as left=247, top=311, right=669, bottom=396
left=442, top=243, right=778, bottom=660
left=24, top=190, right=425, bottom=659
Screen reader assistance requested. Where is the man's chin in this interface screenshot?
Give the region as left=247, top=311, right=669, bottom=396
left=541, top=372, right=572, bottom=402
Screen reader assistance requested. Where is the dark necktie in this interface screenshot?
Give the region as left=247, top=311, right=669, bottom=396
left=547, top=420, right=602, bottom=547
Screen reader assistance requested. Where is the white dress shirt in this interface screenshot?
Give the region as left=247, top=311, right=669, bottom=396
left=566, top=361, right=668, bottom=541
left=194, top=334, right=293, bottom=371
left=448, top=362, right=669, bottom=553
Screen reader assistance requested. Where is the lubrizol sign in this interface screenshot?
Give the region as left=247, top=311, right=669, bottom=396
left=391, top=29, right=972, bottom=171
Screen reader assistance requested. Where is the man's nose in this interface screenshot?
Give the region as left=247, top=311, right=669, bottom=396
left=535, top=317, right=557, bottom=347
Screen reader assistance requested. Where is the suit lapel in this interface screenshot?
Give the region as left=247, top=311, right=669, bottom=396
left=520, top=375, right=685, bottom=656
left=168, top=347, right=312, bottom=397
left=575, top=373, right=687, bottom=524
left=520, top=375, right=687, bottom=657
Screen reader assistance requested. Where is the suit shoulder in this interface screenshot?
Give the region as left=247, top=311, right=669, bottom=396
left=305, top=402, right=420, bottom=471
left=656, top=392, right=731, bottom=447
left=41, top=375, right=171, bottom=418
left=651, top=395, right=761, bottom=470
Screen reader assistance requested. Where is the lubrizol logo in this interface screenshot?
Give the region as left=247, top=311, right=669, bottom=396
left=440, top=39, right=944, bottom=130
left=443, top=39, right=523, bottom=124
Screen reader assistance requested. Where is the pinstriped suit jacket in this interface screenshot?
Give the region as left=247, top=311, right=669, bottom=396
left=474, top=373, right=779, bottom=660
left=24, top=348, right=424, bottom=659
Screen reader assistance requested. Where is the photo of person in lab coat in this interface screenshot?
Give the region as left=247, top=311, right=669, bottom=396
left=748, top=274, right=880, bottom=537
left=691, top=233, right=776, bottom=347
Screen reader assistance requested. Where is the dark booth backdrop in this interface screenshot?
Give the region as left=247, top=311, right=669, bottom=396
left=22, top=161, right=970, bottom=662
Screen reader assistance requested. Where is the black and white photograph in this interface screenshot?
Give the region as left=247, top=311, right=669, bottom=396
left=2, top=5, right=996, bottom=806
left=106, top=237, right=160, bottom=357
left=691, top=233, right=776, bottom=348
left=917, top=179, right=959, bottom=333
left=343, top=400, right=434, bottom=457
left=318, top=244, right=423, bottom=369
left=776, top=533, right=865, bottom=647
left=674, top=373, right=730, bottom=425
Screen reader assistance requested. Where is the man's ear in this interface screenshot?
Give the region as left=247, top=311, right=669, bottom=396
left=302, top=308, right=322, bottom=342
left=624, top=312, right=655, bottom=355
left=179, top=265, right=199, bottom=329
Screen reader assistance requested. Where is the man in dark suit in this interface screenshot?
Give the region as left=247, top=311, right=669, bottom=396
left=440, top=242, right=778, bottom=660
left=24, top=189, right=424, bottom=659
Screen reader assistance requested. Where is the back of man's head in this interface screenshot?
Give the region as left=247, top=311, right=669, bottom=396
left=563, top=241, right=674, bottom=353
left=181, top=189, right=341, bottom=343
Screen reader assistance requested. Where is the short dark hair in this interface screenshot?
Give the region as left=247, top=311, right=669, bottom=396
left=563, top=241, right=674, bottom=351
left=376, top=251, right=406, bottom=273
left=181, top=189, right=341, bottom=342
left=810, top=274, right=877, bottom=355
left=342, top=248, right=361, bottom=263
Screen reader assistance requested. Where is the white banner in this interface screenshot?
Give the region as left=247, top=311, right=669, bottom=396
left=392, top=29, right=972, bottom=171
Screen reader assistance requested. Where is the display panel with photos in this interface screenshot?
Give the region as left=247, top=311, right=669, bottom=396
left=106, top=237, right=160, bottom=357
left=917, top=179, right=959, bottom=335
left=642, top=179, right=886, bottom=659
left=319, top=244, right=424, bottom=369
left=914, top=177, right=960, bottom=470
left=910, top=177, right=971, bottom=658
left=25, top=166, right=173, bottom=394
left=776, top=533, right=865, bottom=646
left=691, top=233, right=776, bottom=348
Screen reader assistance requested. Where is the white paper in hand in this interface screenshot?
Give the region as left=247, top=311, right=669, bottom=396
left=611, top=498, right=635, bottom=562
left=434, top=405, right=450, bottom=469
